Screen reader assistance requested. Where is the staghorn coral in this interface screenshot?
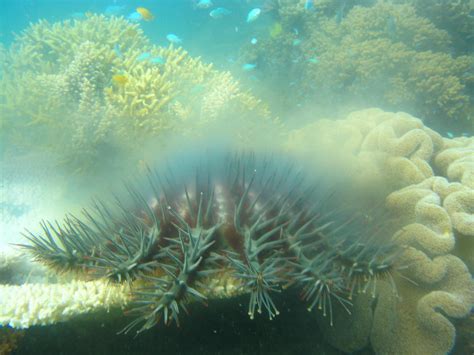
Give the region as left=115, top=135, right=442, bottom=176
left=0, top=15, right=146, bottom=169
left=1, top=15, right=277, bottom=174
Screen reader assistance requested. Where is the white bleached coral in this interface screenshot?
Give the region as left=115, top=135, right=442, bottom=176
left=0, top=280, right=130, bottom=329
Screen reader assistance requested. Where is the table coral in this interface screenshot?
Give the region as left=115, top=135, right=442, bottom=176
left=0, top=280, right=130, bottom=328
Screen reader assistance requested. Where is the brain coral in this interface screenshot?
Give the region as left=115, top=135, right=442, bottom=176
left=0, top=14, right=277, bottom=174
left=285, top=108, right=444, bottom=192
left=286, top=108, right=474, bottom=354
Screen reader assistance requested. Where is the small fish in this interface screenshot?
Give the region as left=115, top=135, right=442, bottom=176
left=136, top=7, right=154, bottom=21
left=251, top=37, right=258, bottom=44
left=304, top=0, right=314, bottom=11
left=307, top=57, right=319, bottom=64
left=210, top=7, right=231, bottom=19
left=167, top=34, right=182, bottom=44
left=196, top=0, right=213, bottom=9
left=127, top=11, right=143, bottom=22
left=446, top=132, right=454, bottom=138
left=137, top=52, right=151, bottom=61
left=150, top=56, right=165, bottom=64
left=112, top=74, right=128, bottom=86
left=246, top=8, right=261, bottom=23
left=242, top=63, right=257, bottom=71
left=114, top=44, right=123, bottom=58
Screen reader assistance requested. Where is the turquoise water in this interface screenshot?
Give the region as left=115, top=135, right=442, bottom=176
left=0, top=1, right=473, bottom=354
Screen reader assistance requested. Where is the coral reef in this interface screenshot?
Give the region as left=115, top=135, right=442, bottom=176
left=395, top=0, right=474, bottom=55
left=10, top=152, right=401, bottom=335
left=0, top=15, right=277, bottom=174
left=435, top=136, right=474, bottom=189
left=302, top=2, right=473, bottom=125
left=285, top=108, right=444, bottom=192
left=240, top=2, right=473, bottom=128
left=0, top=109, right=472, bottom=353
left=285, top=108, right=474, bottom=354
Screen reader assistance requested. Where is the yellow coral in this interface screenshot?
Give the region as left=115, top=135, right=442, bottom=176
left=1, top=16, right=277, bottom=174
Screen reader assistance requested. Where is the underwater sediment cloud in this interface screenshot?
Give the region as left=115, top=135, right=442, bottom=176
left=1, top=109, right=472, bottom=354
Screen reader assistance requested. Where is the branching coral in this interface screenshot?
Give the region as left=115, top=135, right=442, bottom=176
left=395, top=0, right=474, bottom=55
left=302, top=2, right=473, bottom=125
left=240, top=2, right=473, bottom=125
left=1, top=15, right=277, bottom=174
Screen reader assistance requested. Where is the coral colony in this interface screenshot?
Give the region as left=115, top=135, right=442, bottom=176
left=20, top=153, right=400, bottom=334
